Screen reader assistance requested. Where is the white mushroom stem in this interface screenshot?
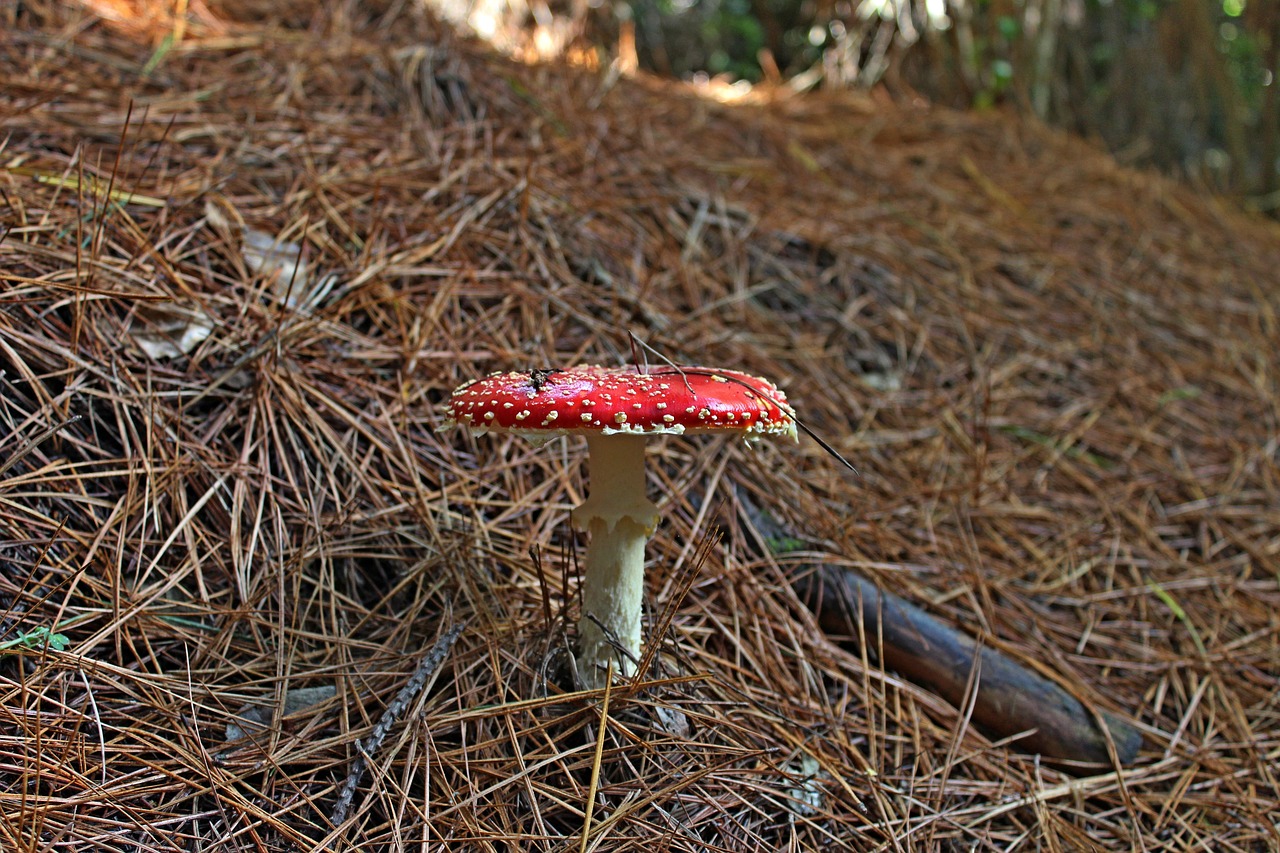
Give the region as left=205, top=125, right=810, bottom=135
left=574, top=433, right=659, bottom=687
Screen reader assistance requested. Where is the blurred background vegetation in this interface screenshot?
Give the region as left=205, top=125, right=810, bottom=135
left=435, top=0, right=1277, bottom=214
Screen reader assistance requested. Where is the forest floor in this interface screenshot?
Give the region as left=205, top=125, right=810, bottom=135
left=2, top=1, right=1279, bottom=849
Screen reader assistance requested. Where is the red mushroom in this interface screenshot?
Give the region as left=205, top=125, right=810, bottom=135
left=444, top=365, right=797, bottom=686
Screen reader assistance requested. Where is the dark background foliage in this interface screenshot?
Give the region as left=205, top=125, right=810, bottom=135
left=555, top=0, right=1276, bottom=212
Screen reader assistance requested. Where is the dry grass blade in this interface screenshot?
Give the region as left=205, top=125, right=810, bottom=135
left=580, top=663, right=613, bottom=853
left=0, top=414, right=82, bottom=478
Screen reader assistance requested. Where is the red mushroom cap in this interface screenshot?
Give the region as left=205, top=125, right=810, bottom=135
left=444, top=365, right=797, bottom=442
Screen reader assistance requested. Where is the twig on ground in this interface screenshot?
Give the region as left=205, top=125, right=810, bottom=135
left=330, top=620, right=466, bottom=828
left=739, top=492, right=1144, bottom=766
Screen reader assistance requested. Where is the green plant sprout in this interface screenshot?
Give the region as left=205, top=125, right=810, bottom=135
left=0, top=625, right=71, bottom=653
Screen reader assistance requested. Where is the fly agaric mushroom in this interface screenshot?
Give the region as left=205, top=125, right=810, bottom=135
left=444, top=365, right=797, bottom=687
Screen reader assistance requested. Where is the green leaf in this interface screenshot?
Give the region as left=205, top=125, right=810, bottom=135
left=1157, top=386, right=1201, bottom=406
left=766, top=535, right=808, bottom=555
left=1147, top=580, right=1207, bottom=657
left=0, top=626, right=71, bottom=652
left=142, top=33, right=175, bottom=76
left=996, top=424, right=1116, bottom=469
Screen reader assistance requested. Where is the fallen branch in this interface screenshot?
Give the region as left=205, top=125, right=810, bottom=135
left=741, top=498, right=1143, bottom=766
left=330, top=621, right=467, bottom=828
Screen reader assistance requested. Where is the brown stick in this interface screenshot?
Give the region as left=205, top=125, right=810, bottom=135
left=738, top=496, right=1143, bottom=766
left=793, top=565, right=1143, bottom=766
